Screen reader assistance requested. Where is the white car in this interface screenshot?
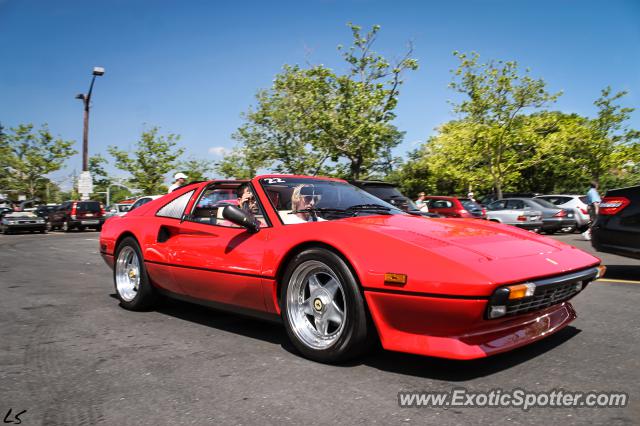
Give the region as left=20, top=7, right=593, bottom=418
left=127, top=195, right=163, bottom=213
left=534, top=195, right=590, bottom=231
left=106, top=203, right=134, bottom=218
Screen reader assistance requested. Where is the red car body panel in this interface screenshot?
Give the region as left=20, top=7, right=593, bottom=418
left=100, top=175, right=601, bottom=359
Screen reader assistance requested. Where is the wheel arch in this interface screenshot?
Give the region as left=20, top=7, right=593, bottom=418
left=114, top=231, right=140, bottom=254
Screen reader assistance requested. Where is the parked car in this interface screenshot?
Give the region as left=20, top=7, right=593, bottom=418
left=479, top=192, right=542, bottom=207
left=349, top=181, right=440, bottom=217
left=1, top=211, right=47, bottom=234
left=592, top=185, right=640, bottom=259
left=100, top=175, right=602, bottom=363
left=425, top=196, right=486, bottom=219
left=106, top=202, right=134, bottom=218
left=485, top=200, right=543, bottom=232
left=128, top=195, right=164, bottom=212
left=489, top=198, right=576, bottom=234
left=0, top=207, right=14, bottom=217
left=34, top=204, right=60, bottom=229
left=535, top=195, right=590, bottom=232
left=49, top=200, right=105, bottom=232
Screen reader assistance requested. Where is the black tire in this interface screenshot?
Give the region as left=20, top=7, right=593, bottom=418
left=2, top=226, right=10, bottom=235
left=78, top=226, right=86, bottom=232
left=113, top=237, right=157, bottom=311
left=280, top=248, right=372, bottom=363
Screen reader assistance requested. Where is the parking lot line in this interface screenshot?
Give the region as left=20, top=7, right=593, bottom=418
left=597, top=278, right=640, bottom=285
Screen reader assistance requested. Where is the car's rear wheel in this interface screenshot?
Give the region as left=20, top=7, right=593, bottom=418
left=281, top=248, right=371, bottom=363
left=114, top=237, right=157, bottom=310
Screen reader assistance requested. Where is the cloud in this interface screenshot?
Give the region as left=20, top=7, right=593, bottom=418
left=208, top=146, right=230, bottom=156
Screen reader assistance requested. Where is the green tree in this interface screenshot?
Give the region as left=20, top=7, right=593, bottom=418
left=0, top=124, right=77, bottom=200
left=447, top=52, right=561, bottom=198
left=108, top=127, right=184, bottom=194
left=581, top=87, right=639, bottom=184
left=177, top=157, right=214, bottom=182
left=223, top=23, right=417, bottom=180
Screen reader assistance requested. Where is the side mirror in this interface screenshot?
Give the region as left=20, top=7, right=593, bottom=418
left=222, top=205, right=260, bottom=233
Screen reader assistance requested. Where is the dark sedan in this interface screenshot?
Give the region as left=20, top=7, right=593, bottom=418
left=349, top=181, right=440, bottom=218
left=1, top=211, right=47, bottom=234
left=592, top=185, right=640, bottom=259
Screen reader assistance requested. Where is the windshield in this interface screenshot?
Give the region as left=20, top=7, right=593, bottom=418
left=530, top=198, right=558, bottom=209
left=259, top=177, right=404, bottom=224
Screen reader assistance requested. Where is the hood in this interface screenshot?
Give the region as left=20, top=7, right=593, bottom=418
left=342, top=214, right=564, bottom=261
left=333, top=214, right=600, bottom=291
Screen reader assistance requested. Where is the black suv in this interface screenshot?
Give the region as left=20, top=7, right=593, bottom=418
left=349, top=181, right=439, bottom=217
left=49, top=201, right=105, bottom=232
left=592, top=185, right=640, bottom=259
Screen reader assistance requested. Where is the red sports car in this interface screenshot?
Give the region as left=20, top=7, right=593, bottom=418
left=100, top=175, right=604, bottom=363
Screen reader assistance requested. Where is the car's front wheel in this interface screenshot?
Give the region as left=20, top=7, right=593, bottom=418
left=281, top=248, right=372, bottom=363
left=114, top=237, right=157, bottom=310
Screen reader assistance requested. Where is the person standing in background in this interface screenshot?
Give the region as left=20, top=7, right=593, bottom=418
left=168, top=173, right=188, bottom=193
left=582, top=182, right=601, bottom=240
left=415, top=192, right=429, bottom=212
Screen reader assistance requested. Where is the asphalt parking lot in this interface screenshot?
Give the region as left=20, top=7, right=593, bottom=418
left=1, top=231, right=638, bottom=425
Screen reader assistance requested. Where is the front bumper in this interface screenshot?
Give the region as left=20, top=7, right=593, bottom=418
left=4, top=222, right=47, bottom=231
left=364, top=290, right=578, bottom=360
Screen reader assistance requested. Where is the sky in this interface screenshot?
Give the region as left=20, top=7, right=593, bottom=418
left=1, top=0, right=639, bottom=188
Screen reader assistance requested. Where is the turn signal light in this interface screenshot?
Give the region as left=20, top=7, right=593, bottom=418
left=507, top=283, right=536, bottom=300
left=384, top=273, right=407, bottom=285
left=596, top=265, right=607, bottom=279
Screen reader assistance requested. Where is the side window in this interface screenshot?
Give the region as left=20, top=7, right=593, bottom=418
left=506, top=200, right=525, bottom=210
left=487, top=200, right=506, bottom=210
left=430, top=200, right=453, bottom=209
left=156, top=190, right=195, bottom=219
left=188, top=184, right=268, bottom=228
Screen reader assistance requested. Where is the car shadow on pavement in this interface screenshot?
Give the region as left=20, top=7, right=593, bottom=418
left=123, top=293, right=584, bottom=380
left=603, top=265, right=640, bottom=281
left=358, top=326, right=582, bottom=381
left=148, top=296, right=291, bottom=347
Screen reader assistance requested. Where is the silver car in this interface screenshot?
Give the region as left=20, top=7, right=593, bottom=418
left=486, top=199, right=543, bottom=232
left=534, top=195, right=590, bottom=231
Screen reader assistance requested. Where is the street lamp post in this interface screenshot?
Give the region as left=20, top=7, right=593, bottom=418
left=76, top=66, right=105, bottom=200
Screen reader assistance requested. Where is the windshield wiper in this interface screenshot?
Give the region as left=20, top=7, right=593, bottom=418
left=289, top=207, right=349, bottom=215
left=345, top=204, right=393, bottom=215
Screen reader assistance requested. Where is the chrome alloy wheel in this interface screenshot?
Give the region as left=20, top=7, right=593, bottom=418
left=115, top=246, right=141, bottom=302
left=286, top=260, right=347, bottom=350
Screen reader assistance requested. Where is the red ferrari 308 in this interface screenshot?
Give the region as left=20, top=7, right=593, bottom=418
left=100, top=175, right=604, bottom=363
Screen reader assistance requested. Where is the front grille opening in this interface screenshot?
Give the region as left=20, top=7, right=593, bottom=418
left=505, top=280, right=585, bottom=316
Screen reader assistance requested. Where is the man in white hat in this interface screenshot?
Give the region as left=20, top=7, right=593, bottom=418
left=169, top=172, right=188, bottom=193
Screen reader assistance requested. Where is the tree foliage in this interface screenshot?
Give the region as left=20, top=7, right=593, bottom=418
left=218, top=23, right=417, bottom=180
left=444, top=52, right=561, bottom=198
left=177, top=157, right=214, bottom=182
left=0, top=123, right=77, bottom=200
left=108, top=127, right=184, bottom=194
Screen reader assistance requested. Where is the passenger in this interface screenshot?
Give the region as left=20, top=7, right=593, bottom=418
left=288, top=184, right=324, bottom=223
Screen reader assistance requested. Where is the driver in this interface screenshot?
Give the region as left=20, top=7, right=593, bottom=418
left=237, top=184, right=259, bottom=215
